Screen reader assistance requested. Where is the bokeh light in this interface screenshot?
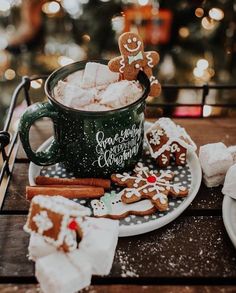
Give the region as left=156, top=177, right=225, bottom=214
left=31, top=79, right=43, bottom=89
left=193, top=67, right=204, bottom=78
left=209, top=8, right=224, bottom=21
left=42, top=1, right=60, bottom=15
left=197, top=59, right=209, bottom=70
left=138, top=0, right=149, bottom=6
left=195, top=7, right=204, bottom=18
left=203, top=105, right=212, bottom=117
left=4, top=68, right=15, bottom=80
left=201, top=17, right=215, bottom=30
left=179, top=27, right=189, bottom=38
left=0, top=0, right=10, bottom=12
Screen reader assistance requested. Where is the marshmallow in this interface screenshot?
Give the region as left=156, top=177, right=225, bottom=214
left=222, top=164, right=236, bottom=199
left=36, top=251, right=92, bottom=293
left=228, top=145, right=236, bottom=163
left=80, top=103, right=112, bottom=112
left=82, top=62, right=119, bottom=89
left=63, top=84, right=95, bottom=108
left=100, top=80, right=142, bottom=108
left=79, top=218, right=119, bottom=275
left=203, top=173, right=225, bottom=188
left=28, top=233, right=56, bottom=261
left=199, top=143, right=233, bottom=177
left=65, top=70, right=84, bottom=85
left=54, top=80, right=67, bottom=103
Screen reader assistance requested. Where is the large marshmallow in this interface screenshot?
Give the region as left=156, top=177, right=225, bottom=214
left=80, top=103, right=112, bottom=112
left=36, top=251, right=92, bottom=293
left=100, top=80, right=142, bottom=109
left=63, top=84, right=95, bottom=108
left=228, top=145, right=236, bottom=163
left=79, top=218, right=119, bottom=275
left=199, top=143, right=233, bottom=177
left=28, top=233, right=57, bottom=261
left=203, top=173, right=225, bottom=188
left=82, top=62, right=119, bottom=89
left=222, top=164, right=236, bottom=199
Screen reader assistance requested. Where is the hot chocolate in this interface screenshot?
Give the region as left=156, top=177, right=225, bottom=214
left=53, top=62, right=143, bottom=111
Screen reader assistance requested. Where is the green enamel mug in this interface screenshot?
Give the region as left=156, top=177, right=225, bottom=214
left=19, top=60, right=150, bottom=177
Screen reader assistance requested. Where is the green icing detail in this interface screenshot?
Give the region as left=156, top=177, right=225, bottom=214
left=101, top=191, right=117, bottom=213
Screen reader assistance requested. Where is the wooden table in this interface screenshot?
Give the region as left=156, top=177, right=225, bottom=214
left=1, top=118, right=236, bottom=292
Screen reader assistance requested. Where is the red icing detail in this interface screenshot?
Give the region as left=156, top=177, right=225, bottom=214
left=68, top=219, right=78, bottom=230
left=147, top=175, right=156, bottom=183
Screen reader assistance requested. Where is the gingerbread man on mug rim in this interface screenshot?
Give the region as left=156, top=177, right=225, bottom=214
left=108, top=32, right=161, bottom=97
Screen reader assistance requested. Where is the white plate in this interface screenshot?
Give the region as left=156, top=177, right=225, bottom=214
left=223, top=195, right=236, bottom=248
left=29, top=132, right=202, bottom=237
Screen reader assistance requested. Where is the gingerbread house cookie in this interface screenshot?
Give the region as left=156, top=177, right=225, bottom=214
left=145, top=118, right=196, bottom=167
left=24, top=195, right=91, bottom=252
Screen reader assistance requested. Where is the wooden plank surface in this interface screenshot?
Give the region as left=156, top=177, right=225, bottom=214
left=0, top=215, right=236, bottom=281
left=1, top=284, right=236, bottom=293
left=1, top=118, right=236, bottom=289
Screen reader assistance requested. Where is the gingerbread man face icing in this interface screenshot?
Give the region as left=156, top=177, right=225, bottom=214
left=108, top=32, right=161, bottom=97
left=119, top=32, right=144, bottom=56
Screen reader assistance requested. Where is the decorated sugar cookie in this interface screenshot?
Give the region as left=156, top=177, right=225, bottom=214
left=111, top=162, right=188, bottom=211
left=91, top=190, right=156, bottom=219
left=108, top=32, right=161, bottom=97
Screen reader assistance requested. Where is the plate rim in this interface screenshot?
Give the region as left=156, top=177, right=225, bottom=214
left=222, top=195, right=236, bottom=248
left=29, top=136, right=202, bottom=237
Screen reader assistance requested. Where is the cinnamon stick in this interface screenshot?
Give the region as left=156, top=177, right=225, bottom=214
left=35, top=176, right=111, bottom=190
left=26, top=185, right=104, bottom=200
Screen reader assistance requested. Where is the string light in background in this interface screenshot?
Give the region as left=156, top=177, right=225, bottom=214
left=193, top=58, right=212, bottom=81
left=195, top=7, right=204, bottom=18
left=179, top=27, right=189, bottom=38
left=203, top=105, right=212, bottom=117
left=31, top=79, right=43, bottom=89
left=42, top=1, right=60, bottom=15
left=197, top=59, right=209, bottom=70
left=82, top=34, right=91, bottom=42
left=4, top=68, right=15, bottom=80
left=193, top=67, right=204, bottom=78
left=61, top=0, right=82, bottom=18
left=138, top=0, right=149, bottom=6
left=201, top=17, right=215, bottom=30
left=209, top=8, right=224, bottom=21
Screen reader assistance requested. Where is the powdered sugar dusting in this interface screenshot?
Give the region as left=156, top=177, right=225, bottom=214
left=116, top=249, right=139, bottom=277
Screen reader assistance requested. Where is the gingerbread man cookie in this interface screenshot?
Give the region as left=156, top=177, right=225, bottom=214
left=111, top=163, right=188, bottom=211
left=108, top=32, right=161, bottom=97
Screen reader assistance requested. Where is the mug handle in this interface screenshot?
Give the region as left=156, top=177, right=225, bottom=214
left=18, top=102, right=61, bottom=166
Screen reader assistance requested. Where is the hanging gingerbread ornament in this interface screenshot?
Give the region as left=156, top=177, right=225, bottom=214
left=108, top=32, right=161, bottom=97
